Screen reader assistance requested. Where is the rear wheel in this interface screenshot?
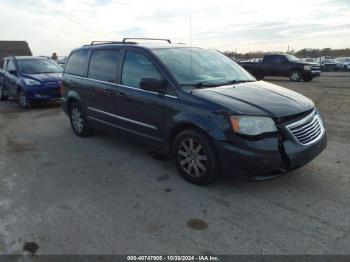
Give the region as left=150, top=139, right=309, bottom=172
left=18, top=89, right=30, bottom=108
left=173, top=129, right=219, bottom=185
left=69, top=102, right=92, bottom=137
left=0, top=85, right=8, bottom=101
left=290, top=70, right=302, bottom=82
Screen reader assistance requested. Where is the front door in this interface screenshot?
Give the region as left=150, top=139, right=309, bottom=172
left=114, top=49, right=164, bottom=140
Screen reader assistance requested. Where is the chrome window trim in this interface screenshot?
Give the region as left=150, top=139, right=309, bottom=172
left=87, top=106, right=157, bottom=130
left=64, top=73, right=178, bottom=99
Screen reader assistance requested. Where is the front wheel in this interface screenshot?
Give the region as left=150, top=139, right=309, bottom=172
left=302, top=75, right=313, bottom=82
left=69, top=102, right=92, bottom=137
left=0, top=85, right=8, bottom=101
left=173, top=129, right=219, bottom=185
left=18, top=89, right=30, bottom=108
left=290, top=70, right=302, bottom=82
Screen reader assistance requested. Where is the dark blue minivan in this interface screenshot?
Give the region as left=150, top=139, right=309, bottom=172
left=61, top=39, right=327, bottom=185
left=0, top=56, right=63, bottom=108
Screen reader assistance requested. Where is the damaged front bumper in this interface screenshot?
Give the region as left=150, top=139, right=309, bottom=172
left=216, top=129, right=327, bottom=180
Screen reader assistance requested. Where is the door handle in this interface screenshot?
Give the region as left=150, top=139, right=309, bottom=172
left=115, top=91, right=126, bottom=97
left=103, top=89, right=114, bottom=96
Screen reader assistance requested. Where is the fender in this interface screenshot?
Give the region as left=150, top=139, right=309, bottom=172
left=166, top=111, right=227, bottom=144
left=63, top=89, right=83, bottom=114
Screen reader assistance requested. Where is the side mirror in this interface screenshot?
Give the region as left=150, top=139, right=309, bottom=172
left=140, top=78, right=166, bottom=93
left=9, top=70, right=17, bottom=75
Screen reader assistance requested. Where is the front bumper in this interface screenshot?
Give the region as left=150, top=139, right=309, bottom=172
left=217, top=131, right=327, bottom=180
left=302, top=70, right=321, bottom=78
left=26, top=87, right=61, bottom=102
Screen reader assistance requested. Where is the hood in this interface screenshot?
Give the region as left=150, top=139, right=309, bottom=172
left=193, top=81, right=314, bottom=118
left=22, top=73, right=62, bottom=83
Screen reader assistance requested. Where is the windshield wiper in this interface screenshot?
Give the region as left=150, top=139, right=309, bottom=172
left=180, top=82, right=220, bottom=88
left=218, top=79, right=256, bottom=85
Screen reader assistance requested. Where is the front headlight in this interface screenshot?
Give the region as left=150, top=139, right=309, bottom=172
left=304, top=65, right=311, bottom=71
left=230, top=116, right=277, bottom=136
left=23, top=78, right=41, bottom=86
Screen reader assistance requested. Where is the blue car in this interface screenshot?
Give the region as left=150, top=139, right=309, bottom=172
left=0, top=56, right=63, bottom=108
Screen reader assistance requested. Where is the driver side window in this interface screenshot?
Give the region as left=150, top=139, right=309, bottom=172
left=121, top=51, right=163, bottom=89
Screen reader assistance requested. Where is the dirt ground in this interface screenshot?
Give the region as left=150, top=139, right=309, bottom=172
left=0, top=72, right=349, bottom=255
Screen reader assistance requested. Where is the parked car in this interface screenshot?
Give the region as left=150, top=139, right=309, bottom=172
left=335, top=57, right=350, bottom=71
left=0, top=56, right=63, bottom=108
left=61, top=39, right=327, bottom=185
left=318, top=57, right=337, bottom=72
left=300, top=58, right=320, bottom=65
left=239, top=54, right=321, bottom=82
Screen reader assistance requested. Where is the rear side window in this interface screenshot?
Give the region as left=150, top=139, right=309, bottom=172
left=88, top=49, right=120, bottom=83
left=65, top=49, right=89, bottom=76
left=121, top=51, right=162, bottom=88
left=264, top=56, right=274, bottom=63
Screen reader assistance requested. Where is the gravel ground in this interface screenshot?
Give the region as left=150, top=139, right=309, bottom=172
left=0, top=72, right=349, bottom=255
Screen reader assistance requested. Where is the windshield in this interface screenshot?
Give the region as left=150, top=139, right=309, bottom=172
left=152, top=47, right=255, bottom=88
left=18, top=59, right=63, bottom=74
left=285, top=54, right=300, bottom=62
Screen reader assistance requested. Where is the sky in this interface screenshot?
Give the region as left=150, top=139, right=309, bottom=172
left=0, top=0, right=350, bottom=55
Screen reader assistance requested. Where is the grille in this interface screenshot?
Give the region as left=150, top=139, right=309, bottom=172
left=311, top=65, right=321, bottom=71
left=287, top=111, right=324, bottom=145
left=38, top=89, right=61, bottom=97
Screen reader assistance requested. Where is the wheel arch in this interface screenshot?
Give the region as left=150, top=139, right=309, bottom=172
left=66, top=90, right=83, bottom=112
left=166, top=113, right=226, bottom=154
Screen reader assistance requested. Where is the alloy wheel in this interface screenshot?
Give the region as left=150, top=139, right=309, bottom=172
left=177, top=138, right=208, bottom=177
left=71, top=106, right=84, bottom=133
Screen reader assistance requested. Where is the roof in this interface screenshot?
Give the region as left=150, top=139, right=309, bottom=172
left=9, top=56, right=45, bottom=60
left=0, top=41, right=32, bottom=61
left=75, top=43, right=195, bottom=53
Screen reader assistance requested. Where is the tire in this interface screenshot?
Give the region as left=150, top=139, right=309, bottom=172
left=289, top=70, right=302, bottom=82
left=172, top=129, right=219, bottom=185
left=18, top=89, right=30, bottom=108
left=0, top=85, right=8, bottom=101
left=302, top=75, right=313, bottom=82
left=69, top=101, right=92, bottom=137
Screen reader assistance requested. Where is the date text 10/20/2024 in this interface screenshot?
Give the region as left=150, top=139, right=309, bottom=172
left=127, top=256, right=220, bottom=261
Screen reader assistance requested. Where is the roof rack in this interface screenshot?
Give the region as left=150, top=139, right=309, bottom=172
left=122, top=38, right=171, bottom=43
left=90, top=41, right=123, bottom=45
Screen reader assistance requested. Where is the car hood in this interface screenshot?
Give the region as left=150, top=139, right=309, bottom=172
left=193, top=81, right=314, bottom=118
left=22, top=73, right=62, bottom=83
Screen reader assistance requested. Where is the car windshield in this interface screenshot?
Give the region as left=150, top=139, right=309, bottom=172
left=18, top=58, right=63, bottom=74
left=285, top=54, right=300, bottom=62
left=152, top=47, right=255, bottom=88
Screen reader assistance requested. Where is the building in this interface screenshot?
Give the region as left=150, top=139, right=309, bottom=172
left=0, top=41, right=32, bottom=67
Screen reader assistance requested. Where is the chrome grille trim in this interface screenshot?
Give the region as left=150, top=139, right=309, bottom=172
left=286, top=110, right=325, bottom=145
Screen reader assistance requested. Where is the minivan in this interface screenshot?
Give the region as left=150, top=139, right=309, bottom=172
left=61, top=38, right=327, bottom=185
